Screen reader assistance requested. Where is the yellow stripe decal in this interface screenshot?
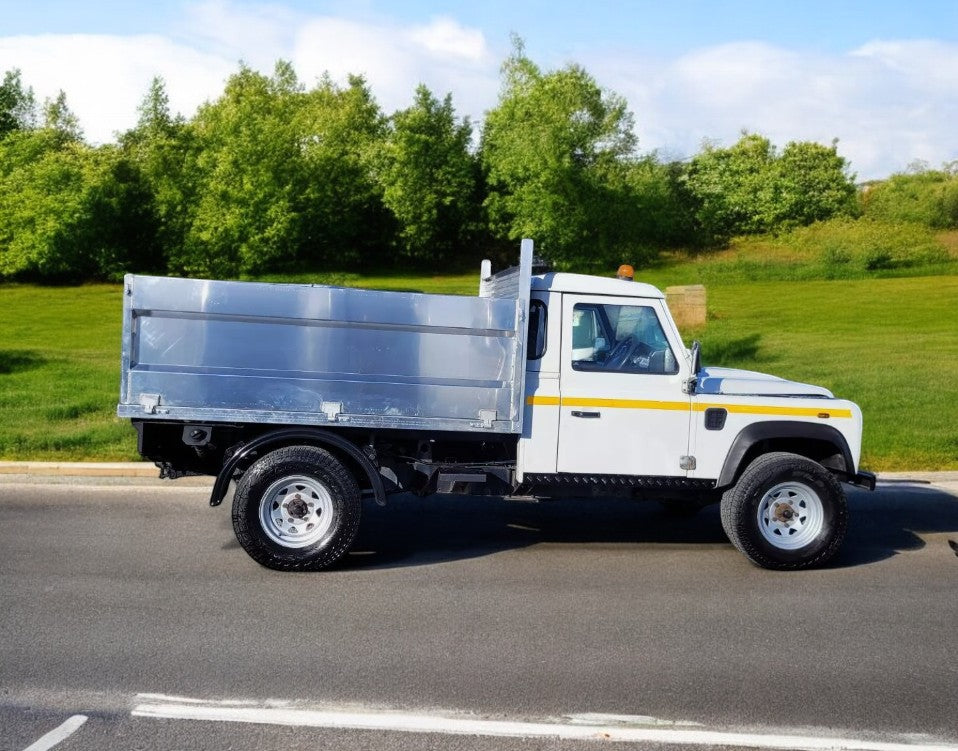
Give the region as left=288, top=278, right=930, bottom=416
left=562, top=396, right=690, bottom=411
left=526, top=395, right=851, bottom=419
left=692, top=403, right=853, bottom=419
left=526, top=395, right=561, bottom=406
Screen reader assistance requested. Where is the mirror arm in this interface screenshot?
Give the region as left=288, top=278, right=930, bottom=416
left=683, top=340, right=701, bottom=395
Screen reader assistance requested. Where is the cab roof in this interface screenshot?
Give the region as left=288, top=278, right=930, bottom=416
left=531, top=271, right=665, bottom=299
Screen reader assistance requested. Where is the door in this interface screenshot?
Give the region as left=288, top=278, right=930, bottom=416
left=556, top=294, right=692, bottom=477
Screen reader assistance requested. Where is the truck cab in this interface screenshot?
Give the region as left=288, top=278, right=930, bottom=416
left=521, top=273, right=690, bottom=479
left=520, top=271, right=864, bottom=487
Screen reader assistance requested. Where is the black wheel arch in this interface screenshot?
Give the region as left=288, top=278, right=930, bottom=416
left=716, top=420, right=853, bottom=490
left=209, top=427, right=386, bottom=508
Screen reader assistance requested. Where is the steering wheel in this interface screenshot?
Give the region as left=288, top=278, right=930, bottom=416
left=604, top=335, right=637, bottom=370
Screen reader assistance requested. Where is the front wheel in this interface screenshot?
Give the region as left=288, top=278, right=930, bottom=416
left=232, top=445, right=361, bottom=571
left=720, top=452, right=847, bottom=570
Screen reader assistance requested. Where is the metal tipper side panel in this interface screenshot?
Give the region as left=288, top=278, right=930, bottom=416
left=117, top=244, right=533, bottom=434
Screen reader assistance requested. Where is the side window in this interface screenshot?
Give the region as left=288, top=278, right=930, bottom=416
left=571, top=306, right=600, bottom=357
left=571, top=303, right=678, bottom=374
left=527, top=299, right=547, bottom=360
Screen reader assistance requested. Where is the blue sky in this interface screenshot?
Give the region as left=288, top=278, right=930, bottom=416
left=5, top=1, right=957, bottom=54
left=2, top=0, right=957, bottom=178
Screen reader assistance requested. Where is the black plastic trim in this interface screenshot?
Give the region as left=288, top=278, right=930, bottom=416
left=850, top=470, right=877, bottom=491
left=209, top=427, right=386, bottom=507
left=527, top=299, right=547, bottom=360
left=523, top=473, right=716, bottom=490
left=704, top=407, right=727, bottom=431
left=716, top=421, right=854, bottom=488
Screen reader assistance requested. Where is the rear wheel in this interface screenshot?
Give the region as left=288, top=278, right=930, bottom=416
left=720, top=452, right=847, bottom=570
left=232, top=445, right=361, bottom=571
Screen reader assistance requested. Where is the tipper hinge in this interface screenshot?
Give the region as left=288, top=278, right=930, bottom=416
left=320, top=401, right=343, bottom=422
left=138, top=393, right=166, bottom=415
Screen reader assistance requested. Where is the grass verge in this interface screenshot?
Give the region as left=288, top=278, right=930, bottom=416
left=0, top=284, right=136, bottom=460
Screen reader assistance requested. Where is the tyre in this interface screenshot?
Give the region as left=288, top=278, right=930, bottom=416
left=232, top=445, right=361, bottom=571
left=720, top=452, right=847, bottom=570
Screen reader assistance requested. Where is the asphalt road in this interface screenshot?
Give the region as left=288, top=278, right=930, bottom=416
left=1, top=474, right=957, bottom=750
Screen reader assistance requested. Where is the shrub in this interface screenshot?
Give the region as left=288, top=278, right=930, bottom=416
left=862, top=170, right=958, bottom=229
left=786, top=217, right=948, bottom=276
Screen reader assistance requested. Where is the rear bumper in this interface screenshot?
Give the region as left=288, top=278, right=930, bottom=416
left=848, top=470, right=877, bottom=491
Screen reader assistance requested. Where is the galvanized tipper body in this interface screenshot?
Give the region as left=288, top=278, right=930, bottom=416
left=118, top=241, right=533, bottom=434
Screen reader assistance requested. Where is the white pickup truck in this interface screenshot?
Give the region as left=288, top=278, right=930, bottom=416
left=118, top=240, right=874, bottom=571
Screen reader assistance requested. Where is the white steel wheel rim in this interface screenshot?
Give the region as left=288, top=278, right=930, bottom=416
left=259, top=475, right=335, bottom=549
left=756, top=481, right=825, bottom=550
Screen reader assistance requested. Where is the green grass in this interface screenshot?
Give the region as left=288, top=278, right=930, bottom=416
left=245, top=269, right=481, bottom=296
left=0, top=283, right=137, bottom=460
left=688, top=277, right=958, bottom=470
left=2, top=266, right=957, bottom=469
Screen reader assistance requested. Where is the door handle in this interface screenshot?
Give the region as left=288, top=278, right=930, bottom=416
left=571, top=410, right=601, bottom=418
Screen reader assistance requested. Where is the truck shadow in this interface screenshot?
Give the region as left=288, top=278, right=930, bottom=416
left=346, top=482, right=958, bottom=570
left=838, top=482, right=958, bottom=567
left=0, top=349, right=46, bottom=374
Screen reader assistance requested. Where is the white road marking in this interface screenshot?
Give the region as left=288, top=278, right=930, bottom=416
left=131, top=696, right=958, bottom=751
left=136, top=692, right=264, bottom=706
left=22, top=715, right=88, bottom=751
left=566, top=711, right=702, bottom=727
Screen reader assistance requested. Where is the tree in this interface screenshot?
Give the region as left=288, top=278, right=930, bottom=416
left=0, top=134, right=158, bottom=281
left=0, top=68, right=36, bottom=138
left=42, top=90, right=83, bottom=144
left=180, top=61, right=305, bottom=276
left=683, top=133, right=777, bottom=241
left=296, top=73, right=391, bottom=268
left=120, top=77, right=195, bottom=271
left=378, top=85, right=478, bottom=262
left=480, top=42, right=644, bottom=267
left=683, top=133, right=858, bottom=242
left=773, top=140, right=858, bottom=227
left=625, top=156, right=700, bottom=248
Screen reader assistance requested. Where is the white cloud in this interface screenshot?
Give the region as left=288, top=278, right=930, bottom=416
left=583, top=39, right=958, bottom=179
left=0, top=6, right=501, bottom=142
left=291, top=15, right=498, bottom=120
left=0, top=33, right=233, bottom=142
left=409, top=17, right=488, bottom=61
left=1, top=2, right=956, bottom=180
left=177, top=0, right=301, bottom=71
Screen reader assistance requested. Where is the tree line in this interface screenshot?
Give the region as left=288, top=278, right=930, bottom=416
left=0, top=43, right=953, bottom=283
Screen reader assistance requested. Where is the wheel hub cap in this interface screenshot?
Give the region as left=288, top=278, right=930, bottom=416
left=757, top=481, right=825, bottom=551
left=773, top=502, right=795, bottom=524
left=284, top=497, right=310, bottom=520
left=259, top=476, right=335, bottom=549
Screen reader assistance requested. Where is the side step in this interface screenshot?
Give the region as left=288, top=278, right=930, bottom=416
left=436, top=472, right=487, bottom=493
